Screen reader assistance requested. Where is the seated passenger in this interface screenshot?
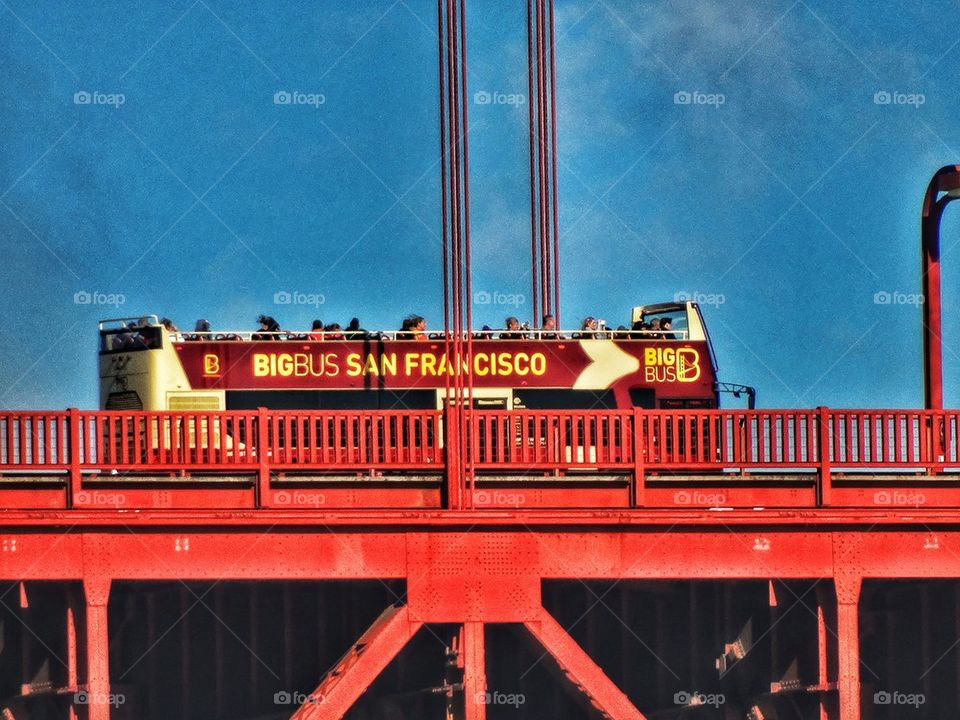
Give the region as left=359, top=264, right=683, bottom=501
left=160, top=318, right=179, bottom=335
left=400, top=315, right=427, bottom=341
left=660, top=317, right=676, bottom=340
left=479, top=324, right=494, bottom=340
left=575, top=316, right=599, bottom=339
left=648, top=318, right=663, bottom=340
left=325, top=322, right=344, bottom=340
left=345, top=317, right=366, bottom=340
left=540, top=314, right=559, bottom=340
left=252, top=315, right=281, bottom=341
left=308, top=319, right=324, bottom=341
left=185, top=318, right=211, bottom=341
left=500, top=316, right=524, bottom=340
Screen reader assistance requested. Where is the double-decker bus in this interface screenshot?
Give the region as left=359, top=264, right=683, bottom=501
left=98, top=302, right=729, bottom=412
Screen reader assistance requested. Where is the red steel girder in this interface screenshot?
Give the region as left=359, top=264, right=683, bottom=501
left=524, top=605, right=646, bottom=720
left=291, top=603, right=423, bottom=720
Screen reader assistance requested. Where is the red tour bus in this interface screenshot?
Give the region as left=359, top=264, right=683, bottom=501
left=98, top=302, right=723, bottom=413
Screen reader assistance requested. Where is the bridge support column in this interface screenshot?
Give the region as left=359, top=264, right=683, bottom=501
left=835, top=574, right=862, bottom=720
left=82, top=577, right=112, bottom=720
left=461, top=622, right=487, bottom=720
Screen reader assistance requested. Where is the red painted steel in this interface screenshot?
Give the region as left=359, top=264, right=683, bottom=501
left=524, top=606, right=646, bottom=720
left=4, top=406, right=960, bottom=718
left=921, top=165, right=960, bottom=410
left=3, top=408, right=960, bottom=512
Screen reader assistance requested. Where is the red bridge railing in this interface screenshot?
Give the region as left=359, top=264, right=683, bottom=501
left=0, top=408, right=957, bottom=510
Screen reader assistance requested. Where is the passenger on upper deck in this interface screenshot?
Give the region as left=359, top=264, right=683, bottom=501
left=345, top=318, right=366, bottom=340
left=308, top=319, right=324, bottom=341
left=160, top=318, right=179, bottom=334
left=401, top=315, right=427, bottom=341
left=540, top=314, right=559, bottom=340
left=501, top=316, right=524, bottom=340
left=651, top=318, right=667, bottom=340
left=576, top=316, right=599, bottom=339
left=660, top=317, right=676, bottom=340
left=185, top=319, right=211, bottom=341
left=253, top=315, right=281, bottom=341
left=325, top=323, right=344, bottom=340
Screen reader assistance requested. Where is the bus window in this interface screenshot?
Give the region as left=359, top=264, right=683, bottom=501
left=642, top=309, right=688, bottom=339
left=100, top=326, right=161, bottom=353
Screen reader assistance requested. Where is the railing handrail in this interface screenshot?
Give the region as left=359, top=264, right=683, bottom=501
left=1, top=407, right=957, bottom=510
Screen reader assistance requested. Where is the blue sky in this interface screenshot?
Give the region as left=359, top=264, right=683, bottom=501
left=2, top=0, right=960, bottom=409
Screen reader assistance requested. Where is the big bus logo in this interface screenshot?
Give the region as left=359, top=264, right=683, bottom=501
left=643, top=347, right=701, bottom=383
left=203, top=354, right=221, bottom=376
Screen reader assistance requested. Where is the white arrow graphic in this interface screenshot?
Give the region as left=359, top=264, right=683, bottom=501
left=573, top=340, right=640, bottom=390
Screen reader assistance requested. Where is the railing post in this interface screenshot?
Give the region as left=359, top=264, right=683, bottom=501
left=817, top=407, right=831, bottom=507
left=68, top=408, right=82, bottom=509
left=632, top=409, right=645, bottom=507
left=257, top=407, right=270, bottom=508
left=932, top=409, right=946, bottom=475
left=445, top=405, right=462, bottom=510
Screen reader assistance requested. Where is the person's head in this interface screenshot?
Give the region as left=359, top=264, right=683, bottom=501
left=257, top=315, right=271, bottom=330
left=161, top=318, right=178, bottom=332
left=195, top=319, right=210, bottom=333
left=661, top=318, right=672, bottom=330
left=311, top=319, right=324, bottom=331
left=325, top=323, right=341, bottom=332
left=347, top=317, right=360, bottom=331
left=650, top=318, right=661, bottom=329
left=581, top=316, right=594, bottom=331
left=542, top=314, right=556, bottom=331
left=505, top=316, right=519, bottom=330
